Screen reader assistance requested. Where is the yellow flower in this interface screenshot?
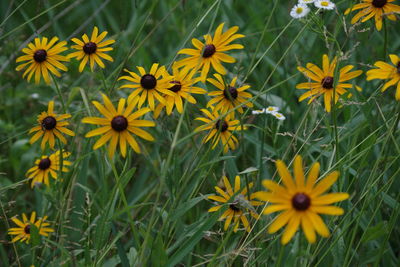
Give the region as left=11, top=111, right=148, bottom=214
left=26, top=150, right=71, bottom=188
left=296, top=54, right=363, bottom=112
left=82, top=94, right=155, bottom=158
left=118, top=63, right=175, bottom=110
left=366, top=54, right=400, bottom=100
left=208, top=176, right=262, bottom=232
left=154, top=64, right=206, bottom=118
left=15, top=37, right=68, bottom=84
left=254, top=155, right=349, bottom=245
left=194, top=108, right=245, bottom=153
left=207, top=74, right=253, bottom=114
left=175, top=23, right=244, bottom=82
left=8, top=212, right=54, bottom=244
left=68, top=26, right=115, bottom=72
left=29, top=101, right=75, bottom=150
left=344, top=0, right=400, bottom=31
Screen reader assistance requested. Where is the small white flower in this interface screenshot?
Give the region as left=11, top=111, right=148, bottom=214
left=290, top=4, right=310, bottom=19
left=265, top=106, right=279, bottom=114
left=314, top=0, right=336, bottom=10
left=252, top=109, right=265, bottom=115
left=272, top=112, right=286, bottom=121
left=30, top=93, right=39, bottom=99
left=299, top=0, right=315, bottom=4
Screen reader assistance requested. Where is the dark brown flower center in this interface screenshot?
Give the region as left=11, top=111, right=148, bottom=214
left=111, top=115, right=128, bottom=132
left=321, top=76, right=334, bottom=89
left=140, top=74, right=157, bottom=90
left=372, top=0, right=387, bottom=8
left=202, top=44, right=216, bottom=58
left=169, top=81, right=182, bottom=92
left=223, top=86, right=238, bottom=100
left=215, top=120, right=228, bottom=132
left=42, top=116, right=57, bottom=130
left=24, top=225, right=31, bottom=234
left=38, top=158, right=51, bottom=170
left=83, top=42, right=97, bottom=54
left=33, top=49, right=47, bottom=63
left=229, top=203, right=240, bottom=212
left=292, top=193, right=311, bottom=211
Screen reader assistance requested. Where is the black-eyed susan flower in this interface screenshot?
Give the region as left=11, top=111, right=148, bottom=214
left=8, top=212, right=54, bottom=243
left=296, top=54, right=363, bottom=112
left=208, top=176, right=262, bottom=232
left=68, top=26, right=115, bottom=72
left=82, top=94, right=155, bottom=158
left=29, top=101, right=75, bottom=150
left=254, top=155, right=349, bottom=244
left=194, top=108, right=245, bottom=153
left=16, top=37, right=68, bottom=84
left=118, top=63, right=174, bottom=110
left=175, top=23, right=244, bottom=82
left=366, top=54, right=400, bottom=100
left=207, top=74, right=253, bottom=114
left=26, top=150, right=71, bottom=188
left=154, top=64, right=206, bottom=118
left=344, top=0, right=400, bottom=31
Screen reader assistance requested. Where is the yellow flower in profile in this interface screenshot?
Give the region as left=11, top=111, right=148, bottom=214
left=194, top=108, right=245, bottom=153
left=254, top=155, right=349, bottom=245
left=29, top=101, right=75, bottom=150
left=118, top=63, right=175, bottom=110
left=208, top=176, right=262, bottom=232
left=175, top=23, right=244, bottom=82
left=207, top=74, right=253, bottom=114
left=26, top=150, right=71, bottom=188
left=344, top=0, right=400, bottom=31
left=15, top=37, right=68, bottom=84
left=68, top=26, right=115, bottom=72
left=296, top=54, right=363, bottom=112
left=366, top=54, right=400, bottom=100
left=82, top=94, right=155, bottom=158
left=8, top=212, right=54, bottom=243
left=154, top=64, right=207, bottom=118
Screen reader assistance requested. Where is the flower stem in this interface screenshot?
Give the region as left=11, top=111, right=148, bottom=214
left=383, top=19, right=388, bottom=59
left=51, top=74, right=67, bottom=113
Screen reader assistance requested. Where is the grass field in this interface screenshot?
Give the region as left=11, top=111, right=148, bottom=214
left=1, top=0, right=400, bottom=266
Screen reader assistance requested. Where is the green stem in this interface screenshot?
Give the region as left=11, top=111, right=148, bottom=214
left=383, top=19, right=387, bottom=59
left=51, top=74, right=67, bottom=113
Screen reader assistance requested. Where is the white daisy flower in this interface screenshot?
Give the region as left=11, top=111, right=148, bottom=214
left=314, top=0, right=336, bottom=10
left=299, top=0, right=315, bottom=4
left=252, top=109, right=265, bottom=115
left=290, top=3, right=310, bottom=19
left=272, top=112, right=286, bottom=121
left=265, top=106, right=279, bottom=114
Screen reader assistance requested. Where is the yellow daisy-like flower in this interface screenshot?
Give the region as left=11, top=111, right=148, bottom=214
left=366, top=54, right=400, bottom=100
left=344, top=0, right=400, bottom=31
left=207, top=73, right=253, bottom=114
left=82, top=94, right=155, bottom=158
left=29, top=101, right=75, bottom=150
left=194, top=108, right=245, bottom=153
left=68, top=26, right=115, bottom=72
left=296, top=54, right=363, bottom=112
left=25, top=150, right=71, bottom=188
left=254, top=155, right=349, bottom=245
left=208, top=176, right=262, bottom=232
left=118, top=63, right=175, bottom=110
left=175, top=23, right=244, bottom=82
left=8, top=212, right=54, bottom=244
left=15, top=37, right=68, bottom=84
left=154, top=64, right=207, bottom=118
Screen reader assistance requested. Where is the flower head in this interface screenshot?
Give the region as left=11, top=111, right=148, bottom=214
left=344, top=0, right=400, bottom=31
left=299, top=0, right=315, bottom=3
left=118, top=63, right=174, bottom=110
left=208, top=176, right=262, bottom=232
left=68, top=26, right=115, bottom=72
left=29, top=101, right=75, bottom=150
left=175, top=23, right=244, bottom=82
left=366, top=54, right=400, bottom=100
left=254, top=155, right=349, bottom=244
left=314, top=0, right=336, bottom=10
left=296, top=54, right=363, bottom=112
left=194, top=108, right=245, bottom=153
left=8, top=212, right=54, bottom=243
left=26, top=150, right=71, bottom=188
left=207, top=74, right=253, bottom=114
left=272, top=112, right=286, bottom=120
left=290, top=4, right=311, bottom=19
left=16, top=37, right=68, bottom=84
left=82, top=94, right=155, bottom=158
left=265, top=106, right=279, bottom=114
